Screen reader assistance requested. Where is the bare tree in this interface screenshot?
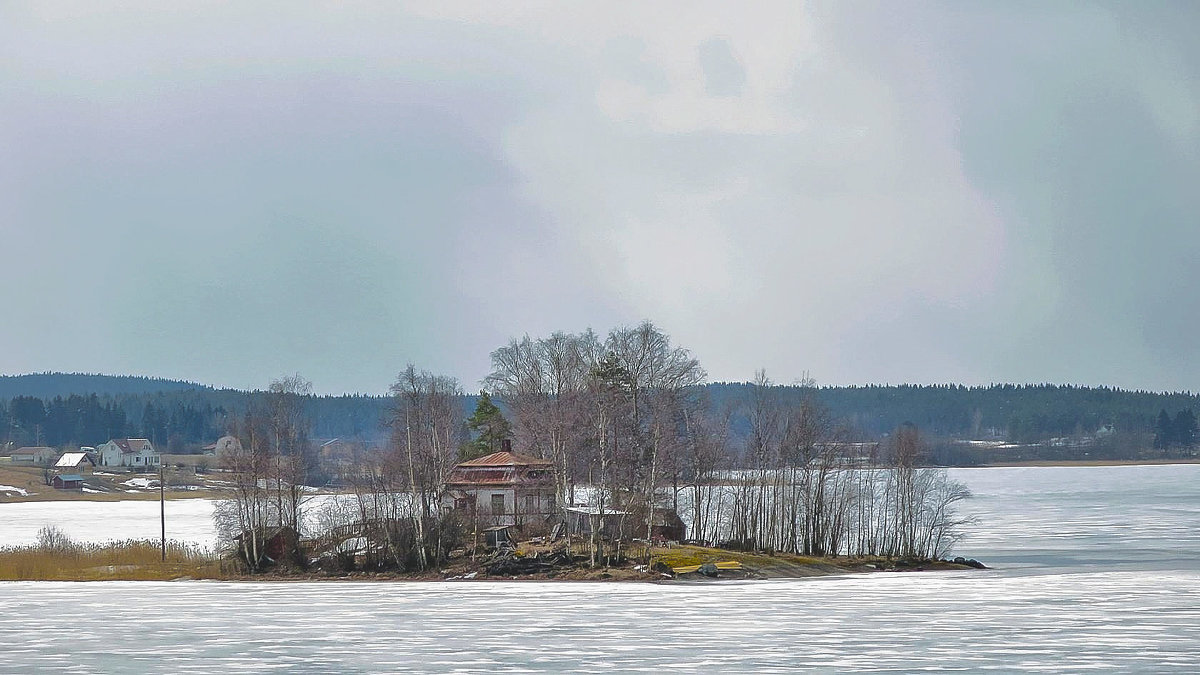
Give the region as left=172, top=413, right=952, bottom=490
left=266, top=374, right=315, bottom=535
left=213, top=409, right=273, bottom=571
left=605, top=321, right=705, bottom=556
left=486, top=330, right=599, bottom=507
left=212, top=375, right=315, bottom=571
left=388, top=365, right=464, bottom=570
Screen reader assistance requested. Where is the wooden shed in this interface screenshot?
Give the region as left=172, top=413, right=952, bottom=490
left=51, top=474, right=85, bottom=490
left=650, top=507, right=687, bottom=543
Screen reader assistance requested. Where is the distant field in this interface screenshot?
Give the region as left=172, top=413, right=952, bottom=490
left=0, top=462, right=231, bottom=503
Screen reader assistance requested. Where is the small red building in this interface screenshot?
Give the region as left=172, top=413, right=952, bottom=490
left=51, top=474, right=85, bottom=490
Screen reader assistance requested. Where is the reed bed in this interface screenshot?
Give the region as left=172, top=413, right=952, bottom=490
left=0, top=526, right=229, bottom=580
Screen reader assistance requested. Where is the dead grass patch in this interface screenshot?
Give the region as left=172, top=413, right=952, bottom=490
left=0, top=531, right=229, bottom=581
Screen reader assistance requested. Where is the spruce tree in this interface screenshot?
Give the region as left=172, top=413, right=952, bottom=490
left=1173, top=409, right=1197, bottom=448
left=461, top=391, right=512, bottom=461
left=1154, top=409, right=1174, bottom=449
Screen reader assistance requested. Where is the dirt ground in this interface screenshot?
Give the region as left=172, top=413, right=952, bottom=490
left=0, top=463, right=231, bottom=502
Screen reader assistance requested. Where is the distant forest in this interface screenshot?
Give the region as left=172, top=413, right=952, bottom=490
left=0, top=374, right=393, bottom=452
left=709, top=382, right=1200, bottom=442
left=2, top=373, right=1197, bottom=454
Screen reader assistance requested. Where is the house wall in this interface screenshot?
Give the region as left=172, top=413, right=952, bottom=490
left=130, top=450, right=160, bottom=468
left=97, top=442, right=121, bottom=467
left=96, top=442, right=160, bottom=469
left=474, top=488, right=516, bottom=526
left=459, top=487, right=557, bottom=528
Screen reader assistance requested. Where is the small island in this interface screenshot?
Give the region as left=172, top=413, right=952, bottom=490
left=1, top=324, right=993, bottom=583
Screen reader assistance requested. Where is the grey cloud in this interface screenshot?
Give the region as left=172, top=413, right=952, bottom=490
left=698, top=37, right=746, bottom=97
left=2, top=2, right=1198, bottom=393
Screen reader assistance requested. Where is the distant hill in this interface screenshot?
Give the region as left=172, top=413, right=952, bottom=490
left=706, top=381, right=1200, bottom=441
left=4, top=374, right=1198, bottom=460
left=0, top=373, right=209, bottom=400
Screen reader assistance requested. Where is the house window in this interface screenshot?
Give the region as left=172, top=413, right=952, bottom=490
left=491, top=493, right=505, bottom=515
left=525, top=495, right=535, bottom=514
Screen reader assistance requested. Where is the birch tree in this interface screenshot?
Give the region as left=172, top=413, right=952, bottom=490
left=388, top=365, right=463, bottom=570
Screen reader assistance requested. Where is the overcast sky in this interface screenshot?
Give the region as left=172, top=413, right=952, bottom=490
left=2, top=1, right=1198, bottom=394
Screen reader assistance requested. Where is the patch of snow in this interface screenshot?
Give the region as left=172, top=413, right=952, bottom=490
left=123, top=478, right=158, bottom=489
left=0, top=484, right=30, bottom=496
left=81, top=487, right=103, bottom=493
left=0, top=499, right=220, bottom=548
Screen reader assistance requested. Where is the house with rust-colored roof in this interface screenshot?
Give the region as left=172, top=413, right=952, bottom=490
left=443, top=442, right=557, bottom=530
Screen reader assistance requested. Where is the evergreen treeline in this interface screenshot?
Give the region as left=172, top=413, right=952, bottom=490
left=0, top=388, right=396, bottom=451
left=4, top=374, right=1199, bottom=452
left=1154, top=409, right=1198, bottom=449
left=708, top=382, right=1200, bottom=443
left=0, top=373, right=208, bottom=399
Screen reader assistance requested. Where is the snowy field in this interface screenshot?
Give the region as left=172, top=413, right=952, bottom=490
left=0, top=499, right=220, bottom=550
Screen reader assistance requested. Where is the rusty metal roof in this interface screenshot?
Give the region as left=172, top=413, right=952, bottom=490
left=445, top=468, right=516, bottom=485
left=455, top=451, right=552, bottom=468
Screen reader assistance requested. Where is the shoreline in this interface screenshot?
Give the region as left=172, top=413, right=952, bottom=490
left=977, top=458, right=1200, bottom=468
left=0, top=557, right=983, bottom=584
left=5, top=461, right=1195, bottom=504
left=0, top=541, right=986, bottom=583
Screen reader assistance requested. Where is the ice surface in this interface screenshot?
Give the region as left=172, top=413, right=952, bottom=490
left=0, top=499, right=219, bottom=549
left=0, top=570, right=1197, bottom=673
left=1, top=465, right=1198, bottom=672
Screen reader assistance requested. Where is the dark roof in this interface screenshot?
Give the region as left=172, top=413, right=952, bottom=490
left=109, top=438, right=153, bottom=453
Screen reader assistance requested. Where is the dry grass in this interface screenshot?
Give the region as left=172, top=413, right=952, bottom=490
left=0, top=464, right=49, bottom=499
left=650, top=544, right=773, bottom=569
left=0, top=529, right=230, bottom=581
left=0, top=462, right=233, bottom=503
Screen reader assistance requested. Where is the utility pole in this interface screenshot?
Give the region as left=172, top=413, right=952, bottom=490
left=159, top=460, right=166, bottom=562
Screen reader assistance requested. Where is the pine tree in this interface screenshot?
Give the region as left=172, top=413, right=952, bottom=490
left=1154, top=409, right=1174, bottom=449
left=461, top=391, right=512, bottom=461
left=1173, top=409, right=1197, bottom=448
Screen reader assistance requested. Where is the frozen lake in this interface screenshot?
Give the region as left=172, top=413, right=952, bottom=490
left=1, top=498, right=221, bottom=549
left=1, top=464, right=1199, bottom=672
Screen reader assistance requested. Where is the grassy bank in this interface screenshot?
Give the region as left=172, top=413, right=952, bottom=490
left=0, top=529, right=227, bottom=581
left=1, top=527, right=981, bottom=582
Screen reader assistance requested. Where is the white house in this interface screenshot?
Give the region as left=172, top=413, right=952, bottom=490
left=96, top=438, right=160, bottom=470
left=203, top=435, right=241, bottom=458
